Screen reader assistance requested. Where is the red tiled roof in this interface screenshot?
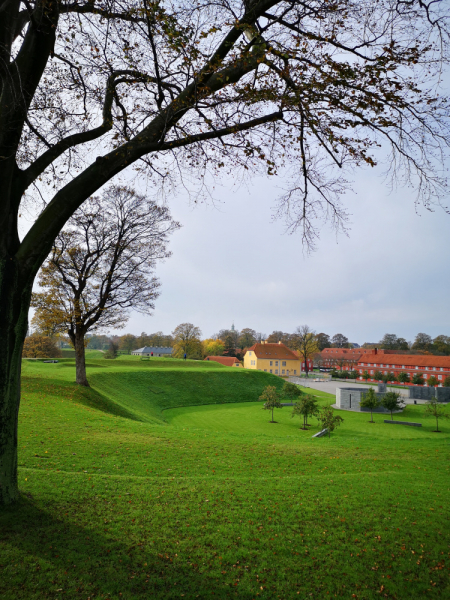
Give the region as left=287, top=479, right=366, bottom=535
left=321, top=349, right=362, bottom=362
left=246, top=342, right=299, bottom=361
left=358, top=354, right=450, bottom=369
left=204, top=356, right=240, bottom=367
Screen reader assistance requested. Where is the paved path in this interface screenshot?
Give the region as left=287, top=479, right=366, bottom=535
left=288, top=378, right=428, bottom=405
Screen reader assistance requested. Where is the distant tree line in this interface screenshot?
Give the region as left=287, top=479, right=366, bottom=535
left=367, top=333, right=450, bottom=355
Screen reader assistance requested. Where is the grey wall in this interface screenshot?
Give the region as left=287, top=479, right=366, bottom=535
left=406, top=386, right=450, bottom=401
left=436, top=387, right=450, bottom=402
left=336, top=388, right=391, bottom=413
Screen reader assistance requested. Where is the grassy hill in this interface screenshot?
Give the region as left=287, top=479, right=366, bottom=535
left=1, top=353, right=448, bottom=600
left=21, top=356, right=284, bottom=423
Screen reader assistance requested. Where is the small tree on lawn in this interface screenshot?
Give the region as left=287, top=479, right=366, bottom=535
left=443, top=376, right=450, bottom=387
left=260, top=386, right=283, bottom=423
left=424, top=400, right=449, bottom=433
left=303, top=395, right=320, bottom=427
left=381, top=391, right=404, bottom=420
left=283, top=382, right=303, bottom=403
left=360, top=388, right=380, bottom=423
left=427, top=376, right=439, bottom=387
left=317, top=406, right=344, bottom=437
left=362, top=371, right=370, bottom=382
left=412, top=373, right=425, bottom=386
left=397, top=372, right=411, bottom=386
left=291, top=394, right=319, bottom=430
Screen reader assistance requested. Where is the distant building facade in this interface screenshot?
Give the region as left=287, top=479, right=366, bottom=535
left=204, top=356, right=242, bottom=367
left=131, top=346, right=173, bottom=357
left=321, top=347, right=450, bottom=385
left=243, top=341, right=306, bottom=377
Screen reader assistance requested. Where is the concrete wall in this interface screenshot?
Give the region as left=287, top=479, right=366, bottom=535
left=405, top=386, right=450, bottom=401
left=408, top=386, right=435, bottom=400
left=336, top=388, right=364, bottom=410
left=435, top=387, right=450, bottom=402
left=336, top=388, right=391, bottom=413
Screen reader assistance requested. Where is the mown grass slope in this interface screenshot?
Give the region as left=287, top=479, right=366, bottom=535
left=0, top=353, right=448, bottom=600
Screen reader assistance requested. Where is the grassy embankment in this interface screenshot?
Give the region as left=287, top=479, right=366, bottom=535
left=1, top=354, right=449, bottom=599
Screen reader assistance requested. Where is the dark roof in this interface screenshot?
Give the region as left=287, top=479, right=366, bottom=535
left=132, top=346, right=173, bottom=354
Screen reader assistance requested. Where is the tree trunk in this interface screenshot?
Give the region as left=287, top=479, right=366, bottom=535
left=74, top=331, right=89, bottom=386
left=0, top=258, right=31, bottom=505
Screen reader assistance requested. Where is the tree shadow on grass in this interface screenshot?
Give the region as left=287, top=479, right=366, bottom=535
left=0, top=496, right=249, bottom=600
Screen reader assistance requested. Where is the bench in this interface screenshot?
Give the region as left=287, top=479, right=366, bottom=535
left=384, top=420, right=422, bottom=427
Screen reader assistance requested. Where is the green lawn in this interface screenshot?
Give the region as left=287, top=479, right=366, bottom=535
left=1, top=354, right=449, bottom=599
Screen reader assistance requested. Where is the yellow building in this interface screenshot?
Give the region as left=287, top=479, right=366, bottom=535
left=243, top=341, right=301, bottom=376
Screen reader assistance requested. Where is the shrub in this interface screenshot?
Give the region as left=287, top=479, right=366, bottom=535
left=22, top=335, right=62, bottom=359
left=427, top=375, right=439, bottom=387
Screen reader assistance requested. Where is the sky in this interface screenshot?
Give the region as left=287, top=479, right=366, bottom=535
left=119, top=161, right=450, bottom=345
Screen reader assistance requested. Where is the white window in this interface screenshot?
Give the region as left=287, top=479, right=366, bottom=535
left=359, top=369, right=362, bottom=373
left=438, top=375, right=442, bottom=380
left=270, top=369, right=272, bottom=373
left=275, top=361, right=279, bottom=366
left=416, top=366, right=419, bottom=370
left=275, top=369, right=279, bottom=374
left=402, top=365, right=405, bottom=369
left=249, top=351, right=252, bottom=356
left=264, top=369, right=267, bottom=372
left=282, top=369, right=285, bottom=375
left=270, top=361, right=273, bottom=366
left=440, top=368, right=443, bottom=371
left=370, top=370, right=374, bottom=374
left=426, top=366, right=429, bottom=370
left=294, top=370, right=297, bottom=375
left=282, top=361, right=286, bottom=366
left=424, top=374, right=427, bottom=378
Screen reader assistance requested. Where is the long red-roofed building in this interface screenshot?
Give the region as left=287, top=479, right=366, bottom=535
left=320, top=347, right=450, bottom=385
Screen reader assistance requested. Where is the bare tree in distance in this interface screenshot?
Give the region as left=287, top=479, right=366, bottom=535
left=31, top=187, right=180, bottom=386
left=316, top=333, right=331, bottom=352
left=238, top=328, right=257, bottom=349
left=172, top=323, right=202, bottom=359
left=332, top=334, right=349, bottom=348
left=291, top=325, right=318, bottom=377
left=1, top=0, right=450, bottom=504
left=266, top=331, right=292, bottom=345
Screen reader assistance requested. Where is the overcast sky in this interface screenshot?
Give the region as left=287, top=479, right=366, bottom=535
left=117, top=160, right=449, bottom=345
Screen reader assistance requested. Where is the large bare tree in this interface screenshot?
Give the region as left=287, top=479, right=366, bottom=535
left=291, top=324, right=318, bottom=377
left=0, top=0, right=449, bottom=504
left=31, top=186, right=180, bottom=386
